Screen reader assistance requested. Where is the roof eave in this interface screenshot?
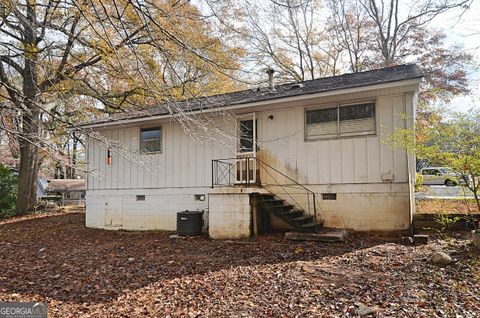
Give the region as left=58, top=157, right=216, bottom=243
left=78, top=77, right=422, bottom=130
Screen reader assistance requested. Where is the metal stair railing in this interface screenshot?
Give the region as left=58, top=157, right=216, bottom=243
left=211, top=156, right=323, bottom=226
left=255, top=158, right=321, bottom=226
left=211, top=157, right=256, bottom=187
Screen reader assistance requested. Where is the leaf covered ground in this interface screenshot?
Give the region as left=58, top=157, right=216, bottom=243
left=416, top=199, right=479, bottom=214
left=0, top=210, right=479, bottom=317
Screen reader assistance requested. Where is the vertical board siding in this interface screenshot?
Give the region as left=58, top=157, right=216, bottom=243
left=379, top=96, right=394, bottom=178
left=393, top=95, right=408, bottom=182
left=165, top=124, right=174, bottom=187
left=330, top=140, right=343, bottom=183
left=367, top=137, right=381, bottom=182
left=354, top=138, right=368, bottom=183
left=173, top=124, right=181, bottom=187
left=341, top=138, right=355, bottom=183
left=258, top=93, right=409, bottom=185
left=88, top=93, right=411, bottom=189
left=89, top=119, right=234, bottom=190
left=318, top=140, right=331, bottom=184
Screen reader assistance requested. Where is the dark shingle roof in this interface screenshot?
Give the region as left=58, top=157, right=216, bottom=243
left=46, top=179, right=86, bottom=192
left=83, top=64, right=422, bottom=127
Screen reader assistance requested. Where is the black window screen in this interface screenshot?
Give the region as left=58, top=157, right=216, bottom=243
left=140, top=127, right=162, bottom=153
left=239, top=120, right=257, bottom=152
left=339, top=103, right=375, bottom=121
left=306, top=107, right=337, bottom=124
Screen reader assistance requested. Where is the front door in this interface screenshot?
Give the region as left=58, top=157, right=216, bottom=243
left=236, top=113, right=257, bottom=184
left=238, top=118, right=256, bottom=154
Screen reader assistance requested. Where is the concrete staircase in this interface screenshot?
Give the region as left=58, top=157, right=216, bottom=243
left=253, top=193, right=324, bottom=233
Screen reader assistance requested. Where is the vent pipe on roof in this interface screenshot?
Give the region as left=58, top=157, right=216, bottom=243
left=266, top=68, right=275, bottom=90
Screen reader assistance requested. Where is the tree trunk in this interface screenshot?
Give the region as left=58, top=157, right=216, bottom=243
left=16, top=114, right=39, bottom=214
left=66, top=141, right=72, bottom=178
left=72, top=133, right=78, bottom=178
left=16, top=0, right=40, bottom=214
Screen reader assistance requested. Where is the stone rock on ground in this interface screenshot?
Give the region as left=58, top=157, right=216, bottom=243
left=472, top=230, right=480, bottom=249
left=431, top=251, right=452, bottom=265
left=357, top=305, right=375, bottom=316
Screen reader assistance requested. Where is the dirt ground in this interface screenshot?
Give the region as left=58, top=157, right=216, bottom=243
left=0, top=209, right=479, bottom=317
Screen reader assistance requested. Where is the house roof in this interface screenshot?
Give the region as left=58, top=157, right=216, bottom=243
left=37, top=177, right=49, bottom=192
left=81, top=64, right=422, bottom=127
left=46, top=179, right=86, bottom=192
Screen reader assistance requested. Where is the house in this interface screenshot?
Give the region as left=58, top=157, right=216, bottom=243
left=37, top=177, right=49, bottom=199
left=79, top=64, right=422, bottom=238
left=45, top=179, right=86, bottom=206
left=8, top=168, right=49, bottom=200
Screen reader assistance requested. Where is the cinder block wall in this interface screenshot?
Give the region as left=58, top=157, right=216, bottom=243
left=208, top=193, right=251, bottom=239
left=264, top=183, right=410, bottom=231
left=85, top=188, right=209, bottom=231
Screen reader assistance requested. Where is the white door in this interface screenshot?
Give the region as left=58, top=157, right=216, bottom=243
left=236, top=113, right=257, bottom=184
left=237, top=113, right=257, bottom=156
left=104, top=198, right=122, bottom=227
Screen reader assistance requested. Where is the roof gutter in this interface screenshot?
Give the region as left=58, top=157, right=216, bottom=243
left=78, top=77, right=422, bottom=130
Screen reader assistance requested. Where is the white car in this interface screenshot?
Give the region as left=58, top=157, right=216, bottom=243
left=420, top=167, right=465, bottom=186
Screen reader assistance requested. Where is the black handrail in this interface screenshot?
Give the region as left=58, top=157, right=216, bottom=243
left=211, top=156, right=322, bottom=226
left=255, top=158, right=318, bottom=225
left=211, top=159, right=234, bottom=187
left=211, top=157, right=256, bottom=187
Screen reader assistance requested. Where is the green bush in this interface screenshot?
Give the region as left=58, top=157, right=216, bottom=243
left=0, top=164, right=18, bottom=219
left=415, top=173, right=423, bottom=192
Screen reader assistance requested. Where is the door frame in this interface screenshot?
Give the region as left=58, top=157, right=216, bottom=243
left=235, top=113, right=257, bottom=184
left=236, top=112, right=257, bottom=158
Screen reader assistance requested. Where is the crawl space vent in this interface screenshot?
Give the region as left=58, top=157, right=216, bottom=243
left=322, top=193, right=337, bottom=200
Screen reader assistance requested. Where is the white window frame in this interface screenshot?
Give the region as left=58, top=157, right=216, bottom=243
left=305, top=101, right=376, bottom=141
left=139, top=126, right=163, bottom=154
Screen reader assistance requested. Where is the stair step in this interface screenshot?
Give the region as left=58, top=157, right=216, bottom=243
left=261, top=199, right=285, bottom=204
left=291, top=215, right=314, bottom=222
left=301, top=221, right=324, bottom=228
left=269, top=204, right=295, bottom=211
left=285, top=231, right=346, bottom=242
left=299, top=221, right=325, bottom=232
left=254, top=191, right=325, bottom=234
left=279, top=209, right=304, bottom=217
left=254, top=193, right=275, bottom=199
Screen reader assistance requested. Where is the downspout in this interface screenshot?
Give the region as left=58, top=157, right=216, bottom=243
left=408, top=161, right=414, bottom=236
left=406, top=91, right=418, bottom=236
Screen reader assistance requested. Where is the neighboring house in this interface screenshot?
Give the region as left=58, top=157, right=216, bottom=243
left=79, top=64, right=422, bottom=238
left=46, top=179, right=86, bottom=206
left=37, top=177, right=49, bottom=199
left=8, top=168, right=49, bottom=200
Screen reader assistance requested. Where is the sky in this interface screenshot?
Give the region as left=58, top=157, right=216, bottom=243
left=430, top=1, right=480, bottom=112
left=194, top=0, right=480, bottom=112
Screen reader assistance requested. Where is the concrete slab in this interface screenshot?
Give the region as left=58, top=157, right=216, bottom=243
left=285, top=231, right=346, bottom=242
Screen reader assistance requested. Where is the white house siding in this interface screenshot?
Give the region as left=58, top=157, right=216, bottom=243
left=85, top=85, right=416, bottom=232
left=254, top=91, right=414, bottom=231
left=85, top=118, right=236, bottom=230
left=256, top=94, right=409, bottom=185
left=86, top=119, right=236, bottom=191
